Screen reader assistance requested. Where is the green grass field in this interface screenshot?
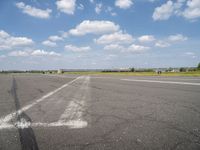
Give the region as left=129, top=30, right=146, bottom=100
left=1, top=70, right=200, bottom=77
left=64, top=71, right=200, bottom=77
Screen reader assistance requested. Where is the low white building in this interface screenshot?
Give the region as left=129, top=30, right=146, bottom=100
left=57, top=69, right=64, bottom=74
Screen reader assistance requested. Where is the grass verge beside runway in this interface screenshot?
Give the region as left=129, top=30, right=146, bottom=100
left=64, top=71, right=200, bottom=77
left=1, top=71, right=200, bottom=77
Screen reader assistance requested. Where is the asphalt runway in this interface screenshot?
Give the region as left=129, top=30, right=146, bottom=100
left=0, top=74, right=200, bottom=150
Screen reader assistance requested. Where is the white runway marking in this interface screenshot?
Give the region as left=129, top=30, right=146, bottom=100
left=0, top=121, right=88, bottom=130
left=132, top=78, right=200, bottom=81
left=90, top=76, right=200, bottom=81
left=44, top=74, right=76, bottom=78
left=0, top=76, right=90, bottom=130
left=0, top=76, right=81, bottom=128
left=57, top=76, right=90, bottom=128
left=57, top=101, right=87, bottom=128
left=121, top=79, right=200, bottom=86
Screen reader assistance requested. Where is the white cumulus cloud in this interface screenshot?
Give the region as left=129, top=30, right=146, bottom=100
left=16, top=2, right=52, bottom=19
left=48, top=35, right=63, bottom=41
left=127, top=44, right=150, bottom=53
left=9, top=49, right=60, bottom=57
left=0, top=30, right=9, bottom=38
left=69, top=20, right=120, bottom=36
left=168, top=34, right=188, bottom=42
left=115, top=0, right=133, bottom=9
left=42, top=35, right=63, bottom=47
left=0, top=30, right=34, bottom=50
left=104, top=43, right=150, bottom=53
left=42, top=40, right=57, bottom=47
left=153, top=0, right=200, bottom=21
left=95, top=31, right=133, bottom=45
left=65, top=45, right=91, bottom=52
left=78, top=4, right=84, bottom=10
left=31, top=49, right=60, bottom=56
left=182, top=0, right=200, bottom=20
left=95, top=3, right=103, bottom=14
left=155, top=41, right=170, bottom=48
left=104, top=44, right=125, bottom=51
left=8, top=50, right=29, bottom=57
left=56, top=0, right=76, bottom=15
left=138, top=35, right=155, bottom=42
left=152, top=1, right=174, bottom=21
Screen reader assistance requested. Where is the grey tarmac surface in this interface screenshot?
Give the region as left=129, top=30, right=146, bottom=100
left=0, top=74, right=200, bottom=150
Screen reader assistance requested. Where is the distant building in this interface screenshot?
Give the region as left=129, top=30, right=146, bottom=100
left=57, top=69, right=63, bottom=74
left=170, top=69, right=179, bottom=72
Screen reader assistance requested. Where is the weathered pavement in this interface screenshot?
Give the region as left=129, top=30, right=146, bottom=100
left=0, top=74, right=200, bottom=150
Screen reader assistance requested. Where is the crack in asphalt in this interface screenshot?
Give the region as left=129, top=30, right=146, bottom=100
left=73, top=94, right=200, bottom=149
left=1, top=75, right=200, bottom=149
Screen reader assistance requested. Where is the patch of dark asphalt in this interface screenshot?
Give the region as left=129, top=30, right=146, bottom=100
left=11, top=76, right=39, bottom=150
left=37, top=89, right=44, bottom=94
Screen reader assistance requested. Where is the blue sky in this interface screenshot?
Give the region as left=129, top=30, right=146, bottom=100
left=0, top=0, right=200, bottom=70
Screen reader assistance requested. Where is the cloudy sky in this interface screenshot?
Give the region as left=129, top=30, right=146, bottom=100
left=0, top=0, right=200, bottom=70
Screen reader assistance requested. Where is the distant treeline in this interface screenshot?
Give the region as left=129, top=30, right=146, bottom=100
left=0, top=62, right=199, bottom=74
left=0, top=70, right=57, bottom=74
left=102, top=63, right=200, bottom=73
left=102, top=68, right=154, bottom=72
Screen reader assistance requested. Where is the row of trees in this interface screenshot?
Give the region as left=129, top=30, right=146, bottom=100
left=1, top=63, right=200, bottom=74
left=0, top=70, right=57, bottom=74
left=130, top=68, right=154, bottom=72
left=130, top=62, right=200, bottom=73
left=179, top=62, right=200, bottom=72
left=102, top=68, right=154, bottom=72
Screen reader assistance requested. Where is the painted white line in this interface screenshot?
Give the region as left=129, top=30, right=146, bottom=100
left=0, top=123, right=13, bottom=130
left=90, top=76, right=200, bottom=81
left=131, top=78, right=200, bottom=81
left=121, top=79, right=200, bottom=86
left=90, top=77, right=115, bottom=79
left=163, top=78, right=200, bottom=81
left=59, top=101, right=84, bottom=121
left=57, top=76, right=90, bottom=128
left=34, top=121, right=88, bottom=128
left=0, top=76, right=82, bottom=126
left=44, top=74, right=76, bottom=78
left=0, top=121, right=88, bottom=130
left=57, top=100, right=87, bottom=129
left=0, top=76, right=90, bottom=130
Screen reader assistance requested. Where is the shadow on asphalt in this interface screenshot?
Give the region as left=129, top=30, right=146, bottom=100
left=11, top=77, right=39, bottom=150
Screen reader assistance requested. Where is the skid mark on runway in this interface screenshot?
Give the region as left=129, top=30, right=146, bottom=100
left=0, top=76, right=90, bottom=130
left=10, top=77, right=39, bottom=150
left=121, top=79, right=200, bottom=86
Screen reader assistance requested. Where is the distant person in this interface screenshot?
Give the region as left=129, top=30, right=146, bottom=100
left=157, top=71, right=162, bottom=75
